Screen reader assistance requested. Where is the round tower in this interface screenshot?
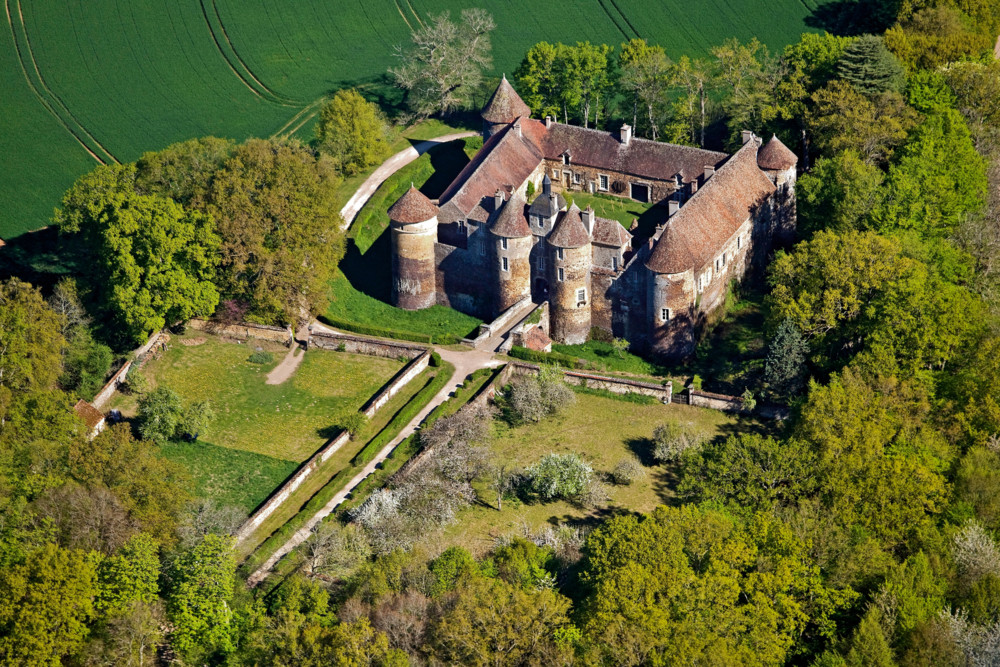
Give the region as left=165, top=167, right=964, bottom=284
left=547, top=204, right=592, bottom=345
left=644, top=223, right=697, bottom=358
left=490, top=191, right=532, bottom=315
left=757, top=134, right=799, bottom=243
left=388, top=185, right=438, bottom=310
left=481, top=75, right=531, bottom=140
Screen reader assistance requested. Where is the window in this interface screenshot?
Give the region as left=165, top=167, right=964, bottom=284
left=557, top=248, right=564, bottom=260
left=502, top=257, right=509, bottom=272
left=538, top=253, right=545, bottom=269
left=573, top=172, right=581, bottom=185
left=558, top=267, right=565, bottom=282
left=715, top=258, right=720, bottom=272
left=721, top=252, right=727, bottom=267
left=562, top=154, right=570, bottom=165
left=598, top=174, right=609, bottom=191
left=737, top=235, right=742, bottom=250
left=662, top=308, right=671, bottom=321
left=697, top=277, right=703, bottom=293
left=552, top=168, right=560, bottom=179
left=532, top=215, right=541, bottom=228
left=458, top=220, right=467, bottom=235
left=576, top=287, right=587, bottom=305
left=501, top=238, right=508, bottom=250
left=479, top=241, right=486, bottom=256
left=612, top=256, right=618, bottom=271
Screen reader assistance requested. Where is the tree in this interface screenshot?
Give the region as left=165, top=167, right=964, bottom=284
left=618, top=38, right=669, bottom=136
left=165, top=534, right=236, bottom=659
left=0, top=279, right=66, bottom=402
left=886, top=5, right=994, bottom=70
left=943, top=60, right=1000, bottom=152
left=505, top=366, right=574, bottom=424
left=427, top=576, right=574, bottom=666
left=515, top=42, right=562, bottom=119
left=134, top=136, right=234, bottom=208
left=666, top=55, right=713, bottom=145
left=136, top=386, right=183, bottom=443
left=177, top=400, right=214, bottom=441
left=651, top=421, right=707, bottom=463
left=95, top=532, right=160, bottom=617
left=304, top=521, right=370, bottom=579
left=954, top=446, right=1000, bottom=531
left=390, top=9, right=495, bottom=118
left=847, top=607, right=896, bottom=666
left=316, top=89, right=391, bottom=176
left=428, top=546, right=479, bottom=597
left=763, top=318, right=809, bottom=398
left=325, top=618, right=408, bottom=667
left=523, top=453, right=592, bottom=501
left=796, top=150, right=885, bottom=237
left=99, top=601, right=165, bottom=667
left=679, top=433, right=816, bottom=511
left=712, top=38, right=775, bottom=146
left=809, top=81, right=920, bottom=165
left=837, top=34, right=905, bottom=97
left=872, top=109, right=987, bottom=239
left=493, top=538, right=556, bottom=590
left=0, top=543, right=97, bottom=666
left=207, top=138, right=344, bottom=325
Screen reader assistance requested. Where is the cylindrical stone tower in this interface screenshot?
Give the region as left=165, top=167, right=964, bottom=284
left=645, top=223, right=697, bottom=358
left=388, top=185, right=438, bottom=310
left=547, top=204, right=592, bottom=345
left=490, top=192, right=532, bottom=315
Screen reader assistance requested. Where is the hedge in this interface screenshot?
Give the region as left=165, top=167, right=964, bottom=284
left=509, top=345, right=586, bottom=369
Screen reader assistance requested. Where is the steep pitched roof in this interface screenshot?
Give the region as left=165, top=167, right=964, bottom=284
left=529, top=191, right=565, bottom=219
left=646, top=138, right=775, bottom=274
left=541, top=123, right=727, bottom=184
left=757, top=134, right=798, bottom=171
left=592, top=216, right=631, bottom=248
left=481, top=75, right=531, bottom=123
left=548, top=203, right=590, bottom=248
left=73, top=399, right=104, bottom=432
left=491, top=194, right=531, bottom=237
left=388, top=185, right=438, bottom=223
left=523, top=325, right=552, bottom=352
left=438, top=121, right=546, bottom=216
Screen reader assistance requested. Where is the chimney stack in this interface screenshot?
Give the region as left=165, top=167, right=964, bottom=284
left=545, top=115, right=553, bottom=128
left=668, top=200, right=679, bottom=217
left=704, top=165, right=715, bottom=181
left=620, top=124, right=632, bottom=145
left=581, top=206, right=594, bottom=235
left=494, top=189, right=505, bottom=211
left=741, top=130, right=753, bottom=145
left=513, top=118, right=522, bottom=138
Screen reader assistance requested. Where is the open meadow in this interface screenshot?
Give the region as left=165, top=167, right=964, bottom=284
left=421, top=389, right=746, bottom=556
left=2, top=0, right=834, bottom=239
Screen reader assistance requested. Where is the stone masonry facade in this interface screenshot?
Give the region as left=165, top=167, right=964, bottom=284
left=388, top=77, right=798, bottom=358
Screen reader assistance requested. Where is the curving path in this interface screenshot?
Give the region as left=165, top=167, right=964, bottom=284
left=338, top=131, right=477, bottom=228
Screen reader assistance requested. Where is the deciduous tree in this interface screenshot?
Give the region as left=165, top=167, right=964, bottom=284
left=316, top=89, right=391, bottom=176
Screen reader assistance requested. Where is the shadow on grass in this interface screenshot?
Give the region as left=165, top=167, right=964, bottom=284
left=340, top=234, right=392, bottom=302
left=625, top=436, right=656, bottom=467
left=420, top=140, right=473, bottom=198
left=0, top=226, right=87, bottom=290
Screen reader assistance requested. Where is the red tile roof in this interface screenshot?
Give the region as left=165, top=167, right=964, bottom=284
left=523, top=325, right=552, bottom=352
left=481, top=75, right=531, bottom=123
left=646, top=138, right=775, bottom=274
left=73, top=399, right=105, bottom=432
left=541, top=123, right=727, bottom=184
left=491, top=194, right=531, bottom=237
left=757, top=135, right=798, bottom=171
left=388, top=185, right=439, bottom=224
left=548, top=203, right=590, bottom=249
left=592, top=216, right=631, bottom=248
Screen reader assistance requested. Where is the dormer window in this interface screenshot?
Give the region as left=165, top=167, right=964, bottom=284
left=562, top=153, right=570, bottom=165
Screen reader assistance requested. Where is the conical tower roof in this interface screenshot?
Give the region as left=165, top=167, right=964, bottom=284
left=548, top=203, right=590, bottom=248
left=757, top=134, right=798, bottom=171
left=491, top=194, right=531, bottom=238
left=387, top=185, right=438, bottom=224
left=481, top=75, right=531, bottom=124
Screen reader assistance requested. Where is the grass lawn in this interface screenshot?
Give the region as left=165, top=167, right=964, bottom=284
left=562, top=191, right=668, bottom=236
left=159, top=440, right=297, bottom=515
left=420, top=390, right=744, bottom=556
left=551, top=340, right=669, bottom=378
left=325, top=136, right=483, bottom=342
left=109, top=332, right=404, bottom=463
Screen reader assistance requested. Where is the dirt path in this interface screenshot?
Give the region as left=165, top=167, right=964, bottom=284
left=265, top=346, right=305, bottom=385
left=338, top=131, right=477, bottom=228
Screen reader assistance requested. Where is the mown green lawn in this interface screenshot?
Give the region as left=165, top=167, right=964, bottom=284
left=110, top=333, right=404, bottom=463
left=552, top=340, right=669, bottom=378
left=421, top=390, right=744, bottom=555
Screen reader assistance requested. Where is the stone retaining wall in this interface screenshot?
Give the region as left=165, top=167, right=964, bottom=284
left=504, top=361, right=671, bottom=402
left=92, top=332, right=167, bottom=409
left=361, top=351, right=432, bottom=418
left=189, top=319, right=293, bottom=345
left=308, top=331, right=426, bottom=359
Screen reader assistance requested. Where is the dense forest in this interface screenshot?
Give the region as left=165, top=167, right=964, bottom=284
left=2, top=0, right=1000, bottom=664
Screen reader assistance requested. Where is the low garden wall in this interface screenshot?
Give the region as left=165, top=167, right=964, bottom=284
left=189, top=319, right=293, bottom=346
left=308, top=331, right=426, bottom=359
left=679, top=388, right=789, bottom=420
left=92, top=331, right=167, bottom=409
left=361, top=351, right=432, bottom=418
left=504, top=361, right=672, bottom=402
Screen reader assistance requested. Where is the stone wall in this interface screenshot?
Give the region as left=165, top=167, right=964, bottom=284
left=434, top=241, right=490, bottom=318
left=360, top=351, right=432, bottom=418
left=92, top=331, right=167, bottom=409
left=504, top=361, right=671, bottom=402
left=189, top=319, right=293, bottom=345
left=493, top=233, right=532, bottom=315
left=543, top=159, right=676, bottom=204
left=308, top=331, right=426, bottom=359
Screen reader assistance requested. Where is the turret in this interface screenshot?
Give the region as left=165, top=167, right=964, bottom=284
left=481, top=75, right=531, bottom=140
left=388, top=185, right=438, bottom=310
left=547, top=204, right=592, bottom=345
left=527, top=174, right=565, bottom=237
left=756, top=134, right=799, bottom=242
left=489, top=192, right=532, bottom=315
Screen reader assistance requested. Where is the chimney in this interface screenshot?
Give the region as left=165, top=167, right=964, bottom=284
left=704, top=165, right=715, bottom=181
left=668, top=200, right=679, bottom=217
left=620, top=124, right=632, bottom=145
left=741, top=130, right=753, bottom=145
left=581, top=206, right=594, bottom=235
left=494, top=189, right=505, bottom=211
left=545, top=115, right=553, bottom=128
left=513, top=118, right=522, bottom=138
left=542, top=174, right=551, bottom=196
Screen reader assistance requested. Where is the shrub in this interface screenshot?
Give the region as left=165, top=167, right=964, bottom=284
left=430, top=351, right=442, bottom=367
left=137, top=387, right=184, bottom=443
left=691, top=374, right=703, bottom=391
left=610, top=457, right=645, bottom=486
left=124, top=365, right=151, bottom=396
left=247, top=349, right=274, bottom=365
left=578, top=478, right=610, bottom=509
left=505, top=366, right=575, bottom=425
left=339, top=413, right=369, bottom=439
left=652, top=422, right=708, bottom=463
left=523, top=453, right=593, bottom=501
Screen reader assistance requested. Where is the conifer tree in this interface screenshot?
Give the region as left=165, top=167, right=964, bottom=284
left=763, top=318, right=809, bottom=399
left=837, top=35, right=905, bottom=96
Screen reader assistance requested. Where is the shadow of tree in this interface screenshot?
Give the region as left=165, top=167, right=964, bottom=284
left=804, top=0, right=900, bottom=35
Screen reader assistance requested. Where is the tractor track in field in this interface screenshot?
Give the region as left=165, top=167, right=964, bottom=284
left=606, top=0, right=642, bottom=40
left=5, top=0, right=117, bottom=165
left=199, top=0, right=298, bottom=106
left=596, top=0, right=633, bottom=41
left=394, top=0, right=414, bottom=32
left=271, top=96, right=326, bottom=139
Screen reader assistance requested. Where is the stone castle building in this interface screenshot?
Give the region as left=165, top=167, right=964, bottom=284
left=388, top=76, right=797, bottom=357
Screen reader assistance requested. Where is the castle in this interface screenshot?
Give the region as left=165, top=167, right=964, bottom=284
left=388, top=76, right=797, bottom=358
